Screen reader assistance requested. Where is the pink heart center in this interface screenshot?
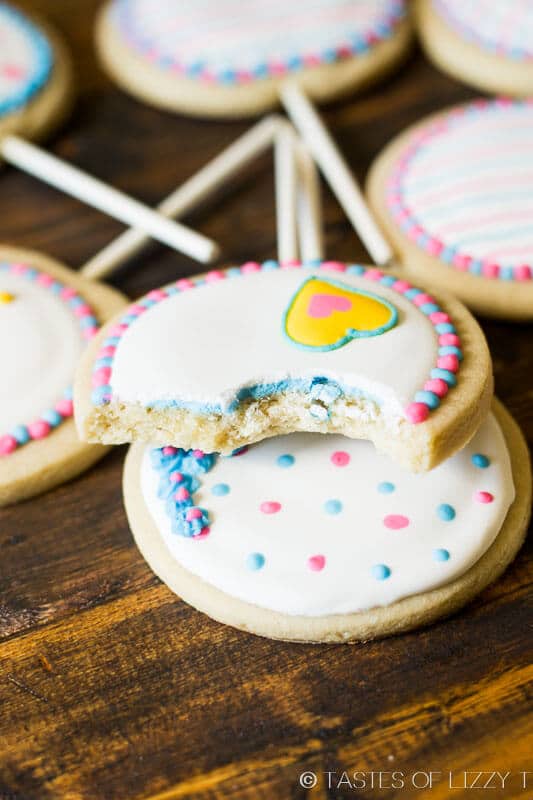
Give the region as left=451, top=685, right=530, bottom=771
left=307, top=293, right=352, bottom=319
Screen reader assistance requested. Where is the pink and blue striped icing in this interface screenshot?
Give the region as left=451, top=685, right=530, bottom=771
left=434, top=0, right=533, bottom=61
left=386, top=99, right=533, bottom=282
left=113, top=0, right=406, bottom=85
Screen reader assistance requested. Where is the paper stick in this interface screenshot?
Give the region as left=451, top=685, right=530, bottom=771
left=81, top=115, right=284, bottom=278
left=280, top=82, right=393, bottom=266
left=274, top=122, right=299, bottom=263
left=1, top=135, right=219, bottom=265
left=295, top=139, right=323, bottom=262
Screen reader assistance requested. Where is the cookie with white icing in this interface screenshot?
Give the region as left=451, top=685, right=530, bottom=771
left=416, top=0, right=533, bottom=97
left=123, top=399, right=531, bottom=642
left=0, top=3, right=72, bottom=144
left=95, top=0, right=413, bottom=118
left=366, top=99, right=533, bottom=320
left=74, top=260, right=492, bottom=472
left=0, top=247, right=126, bottom=506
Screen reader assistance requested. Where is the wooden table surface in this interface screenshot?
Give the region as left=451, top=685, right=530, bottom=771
left=1, top=3, right=532, bottom=799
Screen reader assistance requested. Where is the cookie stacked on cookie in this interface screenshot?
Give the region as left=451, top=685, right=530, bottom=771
left=73, top=258, right=531, bottom=642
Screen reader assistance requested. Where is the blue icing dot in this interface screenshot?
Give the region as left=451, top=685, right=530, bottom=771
left=11, top=425, right=29, bottom=445
left=42, top=409, right=62, bottom=427
left=246, top=552, right=265, bottom=571
left=324, top=499, right=343, bottom=515
left=433, top=548, right=450, bottom=562
left=378, top=481, right=395, bottom=494
left=277, top=454, right=295, bottom=468
left=346, top=264, right=365, bottom=276
left=371, top=564, right=391, bottom=580
left=472, top=453, right=490, bottom=469
left=437, top=503, right=456, bottom=521
left=212, top=483, right=230, bottom=496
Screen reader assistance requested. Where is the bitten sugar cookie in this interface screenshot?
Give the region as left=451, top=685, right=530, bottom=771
left=0, top=247, right=125, bottom=506
left=0, top=3, right=72, bottom=143
left=123, top=400, right=531, bottom=642
left=416, top=0, right=533, bottom=97
left=367, top=100, right=533, bottom=320
left=96, top=0, right=412, bottom=118
left=75, top=260, right=493, bottom=472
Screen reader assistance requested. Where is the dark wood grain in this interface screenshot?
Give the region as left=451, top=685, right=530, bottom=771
left=1, top=3, right=532, bottom=799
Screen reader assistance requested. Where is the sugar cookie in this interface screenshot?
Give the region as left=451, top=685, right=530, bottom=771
left=123, top=399, right=530, bottom=642
left=416, top=0, right=533, bottom=97
left=366, top=99, right=533, bottom=320
left=0, top=3, right=72, bottom=144
left=96, top=0, right=413, bottom=118
left=0, top=246, right=126, bottom=506
left=74, top=260, right=493, bottom=473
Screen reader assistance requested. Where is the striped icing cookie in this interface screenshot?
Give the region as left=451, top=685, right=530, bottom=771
left=96, top=0, right=412, bottom=116
left=416, top=0, right=533, bottom=96
left=367, top=99, right=533, bottom=320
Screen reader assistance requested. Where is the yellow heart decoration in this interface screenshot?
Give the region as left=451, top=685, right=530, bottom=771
left=284, top=277, right=397, bottom=350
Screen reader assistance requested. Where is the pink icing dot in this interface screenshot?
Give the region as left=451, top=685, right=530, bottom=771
left=439, top=333, right=461, bottom=347
left=147, top=289, right=167, bottom=301
left=405, top=402, right=430, bottom=423
left=205, top=270, right=225, bottom=283
left=60, top=286, right=77, bottom=300
left=55, top=398, right=73, bottom=417
left=393, top=280, right=412, bottom=293
left=162, top=446, right=177, bottom=455
left=128, top=304, right=147, bottom=315
left=241, top=262, right=261, bottom=274
left=74, top=305, right=92, bottom=317
left=308, top=555, right=326, bottom=572
left=475, top=491, right=494, bottom=504
left=11, top=263, right=28, bottom=275
left=437, top=355, right=459, bottom=372
left=108, top=323, right=128, bottom=337
left=424, top=378, right=449, bottom=397
left=36, top=273, right=54, bottom=287
left=83, top=327, right=98, bottom=340
left=175, top=487, right=190, bottom=501
left=0, top=435, right=18, bottom=455
left=280, top=259, right=301, bottom=269
left=98, top=346, right=116, bottom=358
left=195, top=527, right=211, bottom=539
left=426, top=238, right=444, bottom=257
left=170, top=472, right=183, bottom=483
left=384, top=514, right=410, bottom=530
left=186, top=508, right=203, bottom=521
left=365, top=268, right=384, bottom=281
left=28, top=420, right=51, bottom=440
left=260, top=501, right=281, bottom=514
left=515, top=265, right=532, bottom=281
left=92, top=367, right=111, bottom=387
left=330, top=451, right=350, bottom=467
left=407, top=225, right=423, bottom=241
left=453, top=253, right=472, bottom=271
left=429, top=311, right=450, bottom=325
left=192, top=449, right=205, bottom=458
left=482, top=262, right=500, bottom=279
left=176, top=278, right=194, bottom=290
left=413, top=293, right=435, bottom=307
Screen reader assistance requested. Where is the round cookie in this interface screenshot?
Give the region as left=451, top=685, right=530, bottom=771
left=0, top=246, right=126, bottom=506
left=96, top=0, right=413, bottom=118
left=416, top=0, right=533, bottom=97
left=123, top=399, right=531, bottom=642
left=74, top=260, right=493, bottom=473
left=366, top=99, right=533, bottom=320
left=0, top=3, right=73, bottom=145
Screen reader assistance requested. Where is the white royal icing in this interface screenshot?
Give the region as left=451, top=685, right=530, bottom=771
left=0, top=272, right=84, bottom=431
left=0, top=3, right=52, bottom=117
left=115, top=0, right=402, bottom=76
left=434, top=0, right=533, bottom=59
left=140, top=412, right=515, bottom=616
left=109, top=267, right=437, bottom=423
left=400, top=103, right=533, bottom=267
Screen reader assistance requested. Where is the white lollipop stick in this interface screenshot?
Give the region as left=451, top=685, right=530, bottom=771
left=295, top=139, right=323, bottom=262
left=280, top=82, right=393, bottom=266
left=82, top=115, right=283, bottom=279
left=1, top=135, right=219, bottom=265
left=274, top=122, right=299, bottom=263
